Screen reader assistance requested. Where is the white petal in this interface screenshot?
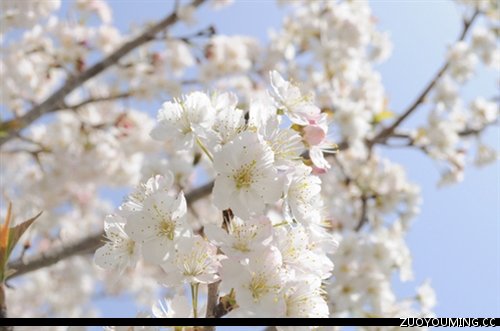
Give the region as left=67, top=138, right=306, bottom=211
left=124, top=214, right=157, bottom=241
left=142, top=237, right=172, bottom=264
left=309, top=147, right=330, bottom=169
left=212, top=175, right=234, bottom=211
left=94, top=245, right=117, bottom=269
left=204, top=224, right=230, bottom=245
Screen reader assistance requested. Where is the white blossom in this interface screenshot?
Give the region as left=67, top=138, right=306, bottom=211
left=270, top=71, right=321, bottom=125
left=283, top=164, right=323, bottom=225
left=94, top=214, right=139, bottom=272
left=283, top=278, right=329, bottom=318
left=220, top=248, right=286, bottom=317
left=212, top=131, right=282, bottom=219
left=160, top=235, right=222, bottom=285
left=150, top=91, right=215, bottom=151
left=447, top=41, right=477, bottom=83
left=416, top=280, right=437, bottom=312
left=204, top=215, right=272, bottom=259
left=123, top=175, right=188, bottom=264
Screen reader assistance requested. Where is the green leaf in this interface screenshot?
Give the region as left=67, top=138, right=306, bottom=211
left=0, top=208, right=42, bottom=282
left=6, top=211, right=42, bottom=259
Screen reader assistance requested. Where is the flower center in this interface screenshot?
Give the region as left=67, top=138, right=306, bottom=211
left=248, top=272, right=269, bottom=301
left=232, top=241, right=250, bottom=253
left=233, top=160, right=257, bottom=189
left=158, top=219, right=175, bottom=240
left=181, top=251, right=209, bottom=277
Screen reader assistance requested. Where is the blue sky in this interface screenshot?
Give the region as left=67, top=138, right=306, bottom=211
left=86, top=0, right=499, bottom=321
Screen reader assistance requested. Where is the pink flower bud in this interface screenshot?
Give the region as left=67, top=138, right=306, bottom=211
left=303, top=125, right=326, bottom=146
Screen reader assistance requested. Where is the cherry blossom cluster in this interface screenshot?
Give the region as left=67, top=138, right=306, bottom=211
left=94, top=71, right=338, bottom=318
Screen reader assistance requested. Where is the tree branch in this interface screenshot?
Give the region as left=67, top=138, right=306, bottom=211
left=63, top=91, right=135, bottom=111
left=0, top=0, right=207, bottom=147
left=457, top=123, right=498, bottom=137
left=355, top=195, right=369, bottom=232
left=6, top=233, right=103, bottom=280
left=368, top=10, right=480, bottom=147
left=205, top=280, right=221, bottom=327
left=205, top=281, right=220, bottom=318
left=6, top=180, right=214, bottom=280
left=381, top=121, right=499, bottom=148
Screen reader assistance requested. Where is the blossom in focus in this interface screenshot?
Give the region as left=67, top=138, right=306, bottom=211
left=160, top=234, right=222, bottom=285
left=212, top=131, right=282, bottom=219
left=220, top=247, right=286, bottom=317
left=270, top=70, right=321, bottom=126
left=204, top=215, right=272, bottom=259
left=150, top=92, right=215, bottom=151
left=94, top=214, right=139, bottom=272
left=123, top=175, right=188, bottom=264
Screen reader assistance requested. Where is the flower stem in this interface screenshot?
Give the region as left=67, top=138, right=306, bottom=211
left=190, top=282, right=200, bottom=318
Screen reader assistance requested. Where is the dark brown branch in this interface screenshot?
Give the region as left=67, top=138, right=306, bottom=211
left=382, top=121, right=499, bottom=148
left=6, top=180, right=214, bottom=280
left=186, top=181, right=214, bottom=204
left=354, top=196, right=369, bottom=232
left=457, top=124, right=497, bottom=137
left=0, top=0, right=207, bottom=147
left=368, top=10, right=480, bottom=148
left=0, top=284, right=9, bottom=322
left=205, top=280, right=221, bottom=320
